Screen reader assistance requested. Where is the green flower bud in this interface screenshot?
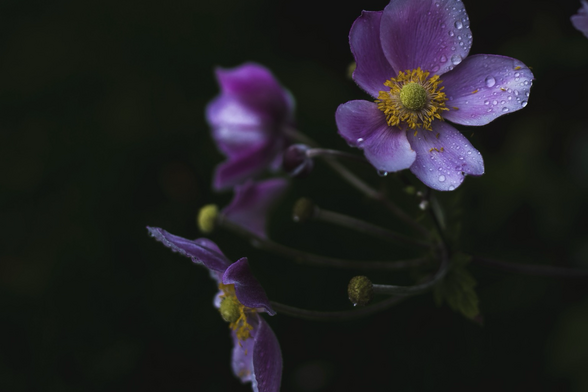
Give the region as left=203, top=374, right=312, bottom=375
left=348, top=275, right=373, bottom=307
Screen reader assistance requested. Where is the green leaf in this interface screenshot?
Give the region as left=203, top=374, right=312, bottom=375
left=433, top=252, right=481, bottom=321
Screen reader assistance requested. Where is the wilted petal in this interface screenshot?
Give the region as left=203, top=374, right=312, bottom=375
left=407, top=121, right=484, bottom=191
left=222, top=178, right=288, bottom=239
left=222, top=257, right=275, bottom=315
left=442, top=54, right=533, bottom=126
left=146, top=227, right=231, bottom=272
left=215, top=63, right=294, bottom=123
left=380, top=0, right=471, bottom=75
left=349, top=11, right=396, bottom=97
left=336, top=100, right=415, bottom=172
left=572, top=0, right=588, bottom=38
left=251, top=318, right=282, bottom=392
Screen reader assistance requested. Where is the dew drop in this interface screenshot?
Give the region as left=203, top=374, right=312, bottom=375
left=439, top=175, right=446, bottom=182
left=356, top=137, right=364, bottom=147
left=484, top=76, right=496, bottom=87
left=507, top=96, right=512, bottom=101
left=451, top=54, right=462, bottom=65
left=484, top=100, right=489, bottom=105
left=514, top=72, right=520, bottom=77
left=467, top=151, right=472, bottom=155
left=492, top=100, right=497, bottom=105
left=521, top=100, right=528, bottom=107
left=432, top=65, right=440, bottom=72
left=441, top=23, right=446, bottom=28
left=455, top=20, right=463, bottom=29
left=440, top=55, right=447, bottom=63
left=448, top=185, right=455, bottom=191
left=377, top=170, right=388, bottom=177
left=448, top=30, right=455, bottom=37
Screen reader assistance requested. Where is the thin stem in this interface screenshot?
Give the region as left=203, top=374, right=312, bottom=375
left=371, top=245, right=449, bottom=296
left=220, top=219, right=428, bottom=271
left=471, top=255, right=588, bottom=278
left=314, top=207, right=433, bottom=250
left=306, top=148, right=372, bottom=166
left=270, top=296, right=406, bottom=322
left=286, top=128, right=430, bottom=237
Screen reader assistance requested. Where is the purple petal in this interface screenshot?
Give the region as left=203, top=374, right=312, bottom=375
left=207, top=95, right=272, bottom=157
left=349, top=11, right=396, bottom=97
left=215, top=63, right=294, bottom=123
left=231, top=320, right=257, bottom=383
left=146, top=227, right=231, bottom=273
left=442, top=55, right=534, bottom=126
left=336, top=100, right=416, bottom=172
left=251, top=318, right=282, bottom=392
left=213, top=142, right=277, bottom=192
left=222, top=257, right=275, bottom=315
left=222, top=179, right=289, bottom=239
left=572, top=0, right=588, bottom=38
left=380, top=0, right=472, bottom=75
left=407, top=121, right=484, bottom=191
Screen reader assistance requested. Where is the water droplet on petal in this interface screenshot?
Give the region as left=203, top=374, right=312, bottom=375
left=455, top=20, right=463, bottom=29
left=432, top=65, right=440, bottom=72
left=521, top=100, right=528, bottom=107
left=448, top=185, right=455, bottom=191
left=356, top=138, right=364, bottom=147
left=484, top=76, right=496, bottom=87
left=440, top=55, right=447, bottom=63
left=377, top=170, right=388, bottom=177
left=450, top=54, right=462, bottom=65
left=502, top=107, right=509, bottom=112
left=439, top=175, right=446, bottom=182
left=484, top=100, right=489, bottom=105
left=448, top=31, right=455, bottom=37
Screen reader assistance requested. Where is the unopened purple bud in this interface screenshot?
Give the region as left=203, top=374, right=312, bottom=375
left=282, top=144, right=314, bottom=178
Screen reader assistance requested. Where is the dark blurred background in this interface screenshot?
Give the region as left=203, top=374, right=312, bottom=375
left=2, top=0, right=588, bottom=390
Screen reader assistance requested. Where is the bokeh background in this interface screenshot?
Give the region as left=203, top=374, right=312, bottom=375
left=2, top=0, right=588, bottom=390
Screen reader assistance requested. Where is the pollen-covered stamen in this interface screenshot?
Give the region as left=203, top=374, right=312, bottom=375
left=218, top=283, right=254, bottom=342
left=376, top=68, right=448, bottom=131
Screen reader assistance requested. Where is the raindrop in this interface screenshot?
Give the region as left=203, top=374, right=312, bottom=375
left=439, top=175, right=446, bottom=182
left=507, top=96, right=512, bottom=101
left=514, top=90, right=519, bottom=96
left=514, top=72, right=520, bottom=77
left=440, top=55, right=447, bottom=63
left=484, top=76, right=496, bottom=87
left=502, top=107, right=509, bottom=112
left=500, top=100, right=505, bottom=104
left=448, top=185, right=455, bottom=191
left=487, top=108, right=492, bottom=112
left=441, top=23, right=446, bottom=28
left=451, top=54, right=462, bottom=65
left=455, top=20, right=463, bottom=29
left=377, top=170, right=388, bottom=177
left=492, top=100, right=497, bottom=105
left=356, top=138, right=364, bottom=147
left=448, top=30, right=455, bottom=37
left=484, top=100, right=489, bottom=105
left=467, top=151, right=472, bottom=155
left=521, top=100, right=528, bottom=107
left=432, top=65, right=440, bottom=72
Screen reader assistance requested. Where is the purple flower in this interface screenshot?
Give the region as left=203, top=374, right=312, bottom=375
left=222, top=178, right=289, bottom=239
left=572, top=1, right=588, bottom=38
left=147, top=227, right=282, bottom=392
left=336, top=0, right=534, bottom=191
left=206, top=63, right=295, bottom=191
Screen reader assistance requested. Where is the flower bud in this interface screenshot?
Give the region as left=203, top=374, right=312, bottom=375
left=348, top=275, right=373, bottom=307
left=292, top=198, right=316, bottom=223
left=282, top=144, right=314, bottom=178
left=197, top=204, right=219, bottom=234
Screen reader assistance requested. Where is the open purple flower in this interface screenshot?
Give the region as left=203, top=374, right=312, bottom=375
left=336, top=0, right=534, bottom=191
left=147, top=227, right=282, bottom=392
left=572, top=1, right=588, bottom=38
left=206, top=63, right=295, bottom=191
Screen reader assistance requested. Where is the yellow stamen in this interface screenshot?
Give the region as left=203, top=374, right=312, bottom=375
left=197, top=204, right=219, bottom=234
left=218, top=283, right=254, bottom=342
left=471, top=89, right=478, bottom=94
left=500, top=87, right=507, bottom=91
left=376, top=68, right=448, bottom=131
left=514, top=66, right=521, bottom=70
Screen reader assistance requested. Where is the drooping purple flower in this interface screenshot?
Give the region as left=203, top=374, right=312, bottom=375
left=147, top=227, right=282, bottom=392
left=206, top=63, right=295, bottom=191
left=572, top=1, right=588, bottom=38
left=222, top=178, right=289, bottom=239
left=336, top=0, right=534, bottom=191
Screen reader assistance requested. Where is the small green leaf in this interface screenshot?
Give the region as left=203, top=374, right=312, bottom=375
left=433, top=252, right=481, bottom=321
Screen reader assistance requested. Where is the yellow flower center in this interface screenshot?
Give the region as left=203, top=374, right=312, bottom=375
left=376, top=68, right=448, bottom=131
left=197, top=204, right=219, bottom=234
left=218, top=283, right=254, bottom=342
